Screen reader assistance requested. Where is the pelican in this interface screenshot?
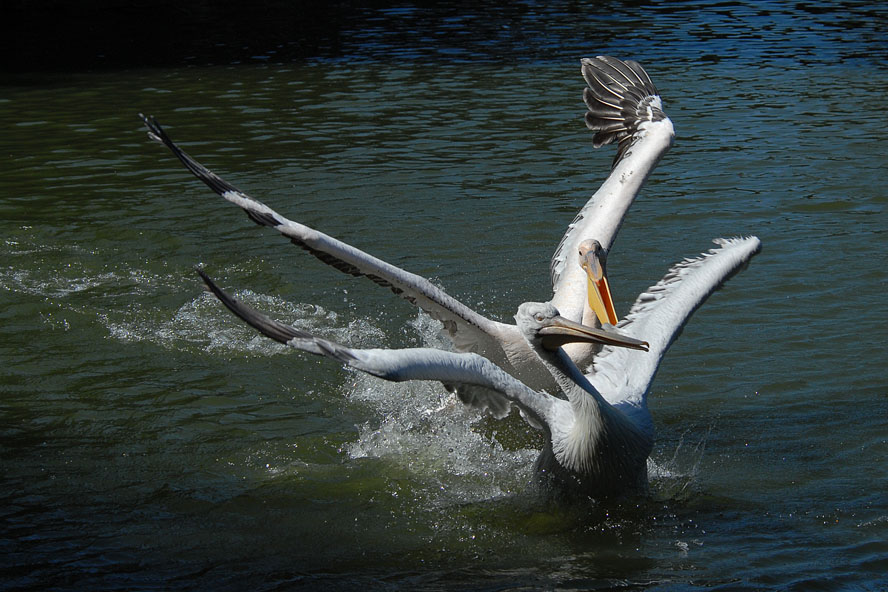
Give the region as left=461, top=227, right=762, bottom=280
left=198, top=271, right=652, bottom=498
left=552, top=56, right=674, bottom=367
left=139, top=56, right=679, bottom=418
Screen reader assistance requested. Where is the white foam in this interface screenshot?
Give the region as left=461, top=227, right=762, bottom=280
left=344, top=311, right=538, bottom=504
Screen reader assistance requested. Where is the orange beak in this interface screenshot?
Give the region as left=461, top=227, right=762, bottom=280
left=578, top=240, right=618, bottom=326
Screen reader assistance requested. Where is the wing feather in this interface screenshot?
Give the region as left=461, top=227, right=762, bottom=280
left=587, top=236, right=762, bottom=404
left=198, top=269, right=561, bottom=430
left=144, top=114, right=542, bottom=417
left=141, top=114, right=515, bottom=361
left=580, top=56, right=666, bottom=167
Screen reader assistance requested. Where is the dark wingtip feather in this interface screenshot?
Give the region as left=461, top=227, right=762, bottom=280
left=580, top=56, right=666, bottom=166
left=140, top=113, right=172, bottom=148
left=196, top=268, right=362, bottom=365
left=196, top=268, right=310, bottom=345
left=139, top=113, right=246, bottom=199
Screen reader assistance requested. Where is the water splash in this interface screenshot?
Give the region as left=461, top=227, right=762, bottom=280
left=345, top=311, right=539, bottom=506
left=97, top=272, right=386, bottom=357
left=648, top=426, right=711, bottom=501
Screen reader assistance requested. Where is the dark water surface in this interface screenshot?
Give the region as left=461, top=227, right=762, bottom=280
left=2, top=1, right=887, bottom=590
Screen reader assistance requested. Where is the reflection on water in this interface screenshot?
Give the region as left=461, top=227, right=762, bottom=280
left=2, top=1, right=887, bottom=589
left=7, top=1, right=888, bottom=71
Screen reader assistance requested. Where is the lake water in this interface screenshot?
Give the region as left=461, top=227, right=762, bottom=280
left=2, top=1, right=886, bottom=590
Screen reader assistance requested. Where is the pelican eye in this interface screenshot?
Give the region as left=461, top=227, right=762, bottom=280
left=535, top=313, right=546, bottom=322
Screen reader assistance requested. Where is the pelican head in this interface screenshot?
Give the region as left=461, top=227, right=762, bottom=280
left=515, top=301, right=648, bottom=352
left=578, top=239, right=618, bottom=326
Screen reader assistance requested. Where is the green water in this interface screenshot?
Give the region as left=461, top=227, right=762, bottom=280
left=2, top=2, right=887, bottom=589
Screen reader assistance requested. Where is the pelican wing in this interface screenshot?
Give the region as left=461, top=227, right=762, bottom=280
left=198, top=269, right=563, bottom=431
left=550, top=57, right=675, bottom=323
left=580, top=55, right=666, bottom=164
left=142, top=116, right=520, bottom=355
left=587, top=236, right=762, bottom=407
left=141, top=115, right=550, bottom=419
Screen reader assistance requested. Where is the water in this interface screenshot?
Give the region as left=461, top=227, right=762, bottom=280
left=2, top=1, right=887, bottom=589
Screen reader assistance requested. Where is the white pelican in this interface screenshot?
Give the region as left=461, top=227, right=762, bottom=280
left=139, top=56, right=676, bottom=417
left=198, top=271, right=653, bottom=498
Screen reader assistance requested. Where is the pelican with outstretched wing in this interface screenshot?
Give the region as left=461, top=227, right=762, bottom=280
left=140, top=56, right=681, bottom=418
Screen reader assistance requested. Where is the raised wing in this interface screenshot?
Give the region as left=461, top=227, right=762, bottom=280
left=197, top=269, right=563, bottom=431
left=550, top=57, right=675, bottom=323
left=587, top=236, right=762, bottom=407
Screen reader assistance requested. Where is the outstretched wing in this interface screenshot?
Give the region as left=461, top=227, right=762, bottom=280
left=197, top=269, right=562, bottom=431
left=141, top=114, right=545, bottom=415
left=588, top=236, right=762, bottom=406
left=550, top=57, right=675, bottom=322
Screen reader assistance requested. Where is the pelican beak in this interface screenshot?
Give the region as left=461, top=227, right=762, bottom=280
left=539, top=316, right=648, bottom=352
left=579, top=241, right=618, bottom=326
